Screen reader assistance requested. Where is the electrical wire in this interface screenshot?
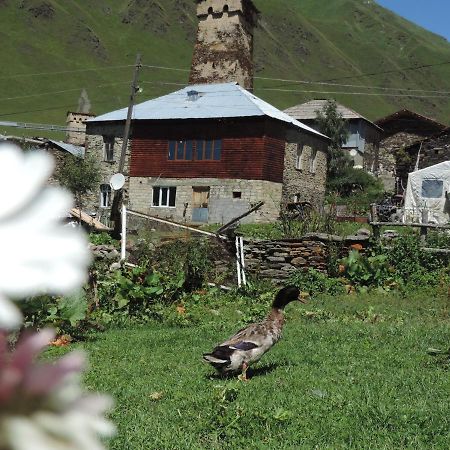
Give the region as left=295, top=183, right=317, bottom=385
left=0, top=65, right=134, bottom=80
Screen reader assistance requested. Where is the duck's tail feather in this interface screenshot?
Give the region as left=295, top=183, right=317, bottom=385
left=203, top=353, right=229, bottom=368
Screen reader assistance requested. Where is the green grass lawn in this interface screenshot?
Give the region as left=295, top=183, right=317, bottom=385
left=51, top=290, right=450, bottom=449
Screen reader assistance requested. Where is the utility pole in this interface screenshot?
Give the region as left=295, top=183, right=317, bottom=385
left=111, top=53, right=142, bottom=237
left=119, top=53, right=142, bottom=174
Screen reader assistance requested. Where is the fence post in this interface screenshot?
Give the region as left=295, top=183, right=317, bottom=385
left=420, top=209, right=428, bottom=244
left=121, top=204, right=127, bottom=261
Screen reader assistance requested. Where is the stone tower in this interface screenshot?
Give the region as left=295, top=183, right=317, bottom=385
left=189, top=0, right=258, bottom=90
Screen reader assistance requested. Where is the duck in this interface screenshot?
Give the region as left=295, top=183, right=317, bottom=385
left=203, top=285, right=305, bottom=380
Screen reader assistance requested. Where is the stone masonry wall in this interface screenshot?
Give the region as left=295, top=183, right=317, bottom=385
left=84, top=134, right=131, bottom=221
left=128, top=176, right=282, bottom=224
left=243, top=233, right=369, bottom=282
left=189, top=0, right=256, bottom=89
left=282, top=130, right=328, bottom=209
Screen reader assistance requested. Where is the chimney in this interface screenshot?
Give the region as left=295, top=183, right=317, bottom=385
left=189, top=0, right=258, bottom=90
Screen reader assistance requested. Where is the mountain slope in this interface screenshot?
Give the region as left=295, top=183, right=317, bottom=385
left=0, top=0, right=449, bottom=137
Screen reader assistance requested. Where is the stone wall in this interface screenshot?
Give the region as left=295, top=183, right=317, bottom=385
left=84, top=134, right=131, bottom=220
left=378, top=131, right=423, bottom=192
left=243, top=233, right=369, bottom=282
left=128, top=176, right=282, bottom=224
left=189, top=0, right=257, bottom=89
left=418, top=130, right=450, bottom=169
left=282, top=130, right=328, bottom=209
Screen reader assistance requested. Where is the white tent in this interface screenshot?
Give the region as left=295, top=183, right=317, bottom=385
left=404, top=161, right=450, bottom=225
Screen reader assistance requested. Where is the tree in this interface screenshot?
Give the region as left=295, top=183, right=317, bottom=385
left=315, top=100, right=352, bottom=178
left=57, top=153, right=101, bottom=211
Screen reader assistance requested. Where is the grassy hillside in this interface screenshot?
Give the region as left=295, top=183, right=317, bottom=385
left=0, top=0, right=449, bottom=138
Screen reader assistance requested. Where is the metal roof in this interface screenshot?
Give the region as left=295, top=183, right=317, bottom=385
left=87, top=82, right=329, bottom=140
left=284, top=99, right=381, bottom=130
left=48, top=140, right=85, bottom=158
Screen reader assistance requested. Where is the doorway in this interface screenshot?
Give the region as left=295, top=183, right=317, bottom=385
left=192, top=186, right=210, bottom=222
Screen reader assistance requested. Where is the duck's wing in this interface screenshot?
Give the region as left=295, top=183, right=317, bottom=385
left=221, top=321, right=268, bottom=348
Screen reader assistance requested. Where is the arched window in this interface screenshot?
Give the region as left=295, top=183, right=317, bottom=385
left=208, top=6, right=213, bottom=14
left=223, top=4, right=229, bottom=12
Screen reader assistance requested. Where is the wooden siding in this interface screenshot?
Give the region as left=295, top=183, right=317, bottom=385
left=129, top=118, right=286, bottom=182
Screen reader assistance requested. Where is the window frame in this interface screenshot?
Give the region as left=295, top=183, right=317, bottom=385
left=167, top=139, right=222, bottom=161
left=99, top=183, right=111, bottom=208
left=152, top=186, right=177, bottom=208
left=103, top=136, right=115, bottom=162
left=295, top=144, right=305, bottom=170
left=168, top=140, right=193, bottom=161
left=309, top=149, right=317, bottom=174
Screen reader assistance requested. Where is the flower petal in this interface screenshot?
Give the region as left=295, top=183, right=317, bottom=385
left=10, top=329, right=55, bottom=372
left=0, top=295, right=22, bottom=330
left=0, top=145, right=54, bottom=221
left=24, top=351, right=86, bottom=396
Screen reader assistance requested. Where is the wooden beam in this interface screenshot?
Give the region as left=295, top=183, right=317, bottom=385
left=127, top=210, right=227, bottom=239
left=217, top=201, right=264, bottom=234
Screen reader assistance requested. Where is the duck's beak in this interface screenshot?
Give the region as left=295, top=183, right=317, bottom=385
left=298, top=292, right=309, bottom=304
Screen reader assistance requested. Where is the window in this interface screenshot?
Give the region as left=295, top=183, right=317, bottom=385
left=103, top=136, right=115, bottom=162
left=100, top=184, right=111, bottom=208
left=309, top=149, right=317, bottom=173
left=422, top=179, right=443, bottom=199
left=196, top=139, right=222, bottom=160
left=152, top=186, right=177, bottom=207
left=168, top=140, right=193, bottom=161
left=295, top=144, right=305, bottom=170
left=233, top=191, right=242, bottom=199
left=168, top=139, right=222, bottom=161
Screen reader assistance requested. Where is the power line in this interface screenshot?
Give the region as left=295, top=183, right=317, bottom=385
left=0, top=65, right=134, bottom=80
left=0, top=81, right=131, bottom=101
left=255, top=76, right=450, bottom=95
left=141, top=64, right=190, bottom=73
left=317, top=60, right=450, bottom=82
left=257, top=87, right=450, bottom=99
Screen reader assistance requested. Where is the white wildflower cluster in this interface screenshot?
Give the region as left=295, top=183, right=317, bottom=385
left=0, top=143, right=115, bottom=450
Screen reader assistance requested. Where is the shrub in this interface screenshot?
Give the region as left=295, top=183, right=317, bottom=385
left=288, top=268, right=345, bottom=297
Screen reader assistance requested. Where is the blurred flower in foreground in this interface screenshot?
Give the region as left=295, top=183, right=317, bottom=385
left=0, top=144, right=91, bottom=329
left=0, top=329, right=115, bottom=450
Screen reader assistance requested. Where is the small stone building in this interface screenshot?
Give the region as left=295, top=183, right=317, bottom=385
left=403, top=128, right=450, bottom=172
left=284, top=100, right=381, bottom=173
left=85, top=82, right=329, bottom=225
left=189, top=0, right=258, bottom=90
left=66, top=111, right=95, bottom=146
left=375, top=109, right=447, bottom=192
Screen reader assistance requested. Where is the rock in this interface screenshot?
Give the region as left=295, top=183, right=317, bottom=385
left=266, top=256, right=286, bottom=263
left=356, top=228, right=371, bottom=237
left=291, top=257, right=307, bottom=266
left=109, top=262, right=121, bottom=271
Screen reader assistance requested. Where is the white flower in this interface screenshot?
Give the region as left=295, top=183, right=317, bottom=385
left=0, top=144, right=91, bottom=329
left=0, top=329, right=115, bottom=450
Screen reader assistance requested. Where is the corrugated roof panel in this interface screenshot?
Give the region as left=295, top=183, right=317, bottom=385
left=49, top=140, right=85, bottom=158
left=285, top=99, right=380, bottom=130
left=88, top=83, right=329, bottom=140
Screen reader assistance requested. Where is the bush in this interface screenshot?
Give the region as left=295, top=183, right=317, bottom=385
left=288, top=268, right=345, bottom=297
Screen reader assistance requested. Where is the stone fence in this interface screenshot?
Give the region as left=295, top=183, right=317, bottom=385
left=243, top=232, right=370, bottom=282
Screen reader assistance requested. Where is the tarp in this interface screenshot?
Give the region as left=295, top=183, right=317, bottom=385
left=403, top=161, right=450, bottom=225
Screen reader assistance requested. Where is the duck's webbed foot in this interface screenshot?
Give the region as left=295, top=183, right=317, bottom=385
left=238, top=362, right=249, bottom=382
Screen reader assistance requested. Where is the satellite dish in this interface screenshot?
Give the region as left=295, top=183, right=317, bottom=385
left=110, top=173, right=125, bottom=190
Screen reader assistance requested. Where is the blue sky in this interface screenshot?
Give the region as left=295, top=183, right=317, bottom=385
left=376, top=0, right=450, bottom=41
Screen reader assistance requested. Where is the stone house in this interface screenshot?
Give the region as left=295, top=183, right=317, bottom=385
left=84, top=82, right=329, bottom=225
left=403, top=128, right=450, bottom=172
left=375, top=109, right=447, bottom=192
left=284, top=99, right=381, bottom=172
